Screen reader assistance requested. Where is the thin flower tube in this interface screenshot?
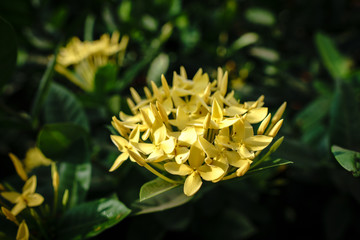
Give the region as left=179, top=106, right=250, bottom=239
left=110, top=67, right=286, bottom=196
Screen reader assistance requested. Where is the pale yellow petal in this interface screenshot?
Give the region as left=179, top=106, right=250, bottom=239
left=245, top=107, right=268, bottom=123
left=268, top=119, right=283, bottom=137
left=272, top=102, right=287, bottom=124
left=9, top=153, right=28, bottom=181
left=238, top=145, right=255, bottom=159
left=211, top=99, right=223, bottom=121
left=218, top=117, right=240, bottom=129
left=198, top=164, right=225, bottom=181
left=198, top=136, right=219, bottom=159
left=11, top=200, right=27, bottom=216
left=1, top=192, right=21, bottom=204
left=133, top=142, right=156, bottom=155
left=110, top=135, right=128, bottom=151
left=175, top=147, right=190, bottom=164
left=244, top=135, right=273, bottom=151
left=224, top=106, right=248, bottom=116
left=129, top=125, right=140, bottom=143
left=236, top=160, right=252, bottom=176
left=147, top=149, right=166, bottom=162
left=109, top=152, right=129, bottom=172
left=16, top=220, right=29, bottom=240
left=178, top=127, right=197, bottom=145
left=26, top=193, right=44, bottom=207
left=153, top=124, right=167, bottom=145
left=1, top=207, right=18, bottom=224
left=224, top=151, right=244, bottom=167
left=184, top=171, right=202, bottom=196
left=188, top=141, right=205, bottom=168
left=164, top=162, right=193, bottom=176
left=22, top=176, right=37, bottom=195
left=160, top=137, right=176, bottom=154
left=257, top=113, right=271, bottom=135
left=127, top=149, right=146, bottom=166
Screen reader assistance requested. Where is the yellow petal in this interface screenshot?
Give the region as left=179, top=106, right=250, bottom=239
left=1, top=192, right=21, bottom=204
left=211, top=99, right=223, bottom=122
left=26, top=193, right=44, bottom=207
left=1, top=207, right=18, bottom=224
left=151, top=81, right=162, bottom=101
left=129, top=125, right=140, bottom=143
left=244, top=135, right=273, bottom=151
left=184, top=171, right=202, bottom=196
left=224, top=106, right=247, bottom=116
left=198, top=164, right=225, bottom=181
left=219, top=71, right=228, bottom=96
left=23, top=147, right=53, bottom=173
left=164, top=162, right=193, bottom=176
left=198, top=136, right=219, bottom=158
left=22, top=176, right=37, bottom=195
left=188, top=141, right=205, bottom=168
left=161, top=74, right=171, bottom=96
left=224, top=151, right=244, bottom=167
left=147, top=149, right=166, bottom=162
left=218, top=117, right=240, bottom=129
left=178, top=127, right=197, bottom=145
left=9, top=153, right=28, bottom=181
left=236, top=160, right=252, bottom=176
left=175, top=147, right=190, bottom=164
left=16, top=220, right=29, bottom=240
left=268, top=119, right=283, bottom=137
left=272, top=102, right=287, bottom=124
left=110, top=135, right=128, bottom=152
left=127, top=149, right=146, bottom=166
left=11, top=200, right=27, bottom=216
left=160, top=137, right=176, bottom=154
left=238, top=145, right=255, bottom=159
left=257, top=113, right=271, bottom=135
left=245, top=107, right=268, bottom=123
left=109, top=152, right=129, bottom=172
left=153, top=124, right=167, bottom=145
left=133, top=142, right=156, bottom=155
left=130, top=87, right=142, bottom=104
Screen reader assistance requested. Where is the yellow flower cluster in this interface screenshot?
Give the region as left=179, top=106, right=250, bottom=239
left=110, top=67, right=286, bottom=196
left=55, top=31, right=129, bottom=91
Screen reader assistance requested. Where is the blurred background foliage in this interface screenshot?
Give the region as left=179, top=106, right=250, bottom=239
left=1, top=0, right=360, bottom=239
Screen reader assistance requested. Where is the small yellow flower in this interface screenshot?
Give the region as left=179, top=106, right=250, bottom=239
left=109, top=67, right=285, bottom=196
left=1, top=176, right=44, bottom=216
left=55, top=31, right=129, bottom=91
left=1, top=207, right=19, bottom=225
left=16, top=220, right=29, bottom=240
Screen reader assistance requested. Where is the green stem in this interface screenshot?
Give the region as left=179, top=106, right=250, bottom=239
left=143, top=163, right=182, bottom=184
left=29, top=208, right=49, bottom=240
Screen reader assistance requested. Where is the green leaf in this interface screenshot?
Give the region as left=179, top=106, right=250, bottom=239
left=331, top=145, right=360, bottom=177
left=146, top=53, right=169, bottom=86
left=245, top=8, right=275, bottom=26
left=139, top=177, right=180, bottom=202
left=94, top=63, right=118, bottom=94
left=329, top=81, right=360, bottom=148
left=0, top=17, right=17, bottom=89
left=44, top=83, right=89, bottom=131
left=58, top=196, right=131, bottom=240
left=37, top=123, right=90, bottom=164
left=132, top=181, right=192, bottom=215
left=315, top=32, right=351, bottom=80
left=31, top=54, right=56, bottom=125
left=58, top=162, right=92, bottom=208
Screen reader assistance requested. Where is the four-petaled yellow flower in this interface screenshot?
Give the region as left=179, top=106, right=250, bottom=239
left=1, top=175, right=44, bottom=216
left=109, top=66, right=286, bottom=196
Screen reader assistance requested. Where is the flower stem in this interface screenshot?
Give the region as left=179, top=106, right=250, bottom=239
left=143, top=163, right=182, bottom=184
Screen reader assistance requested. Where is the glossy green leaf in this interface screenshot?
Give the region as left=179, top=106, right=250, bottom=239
left=58, top=196, right=131, bottom=239
left=58, top=162, right=92, bottom=208
left=331, top=145, right=360, bottom=177
left=0, top=17, right=17, bottom=89
left=139, top=177, right=180, bottom=202
left=37, top=123, right=90, bottom=164
left=132, top=182, right=192, bottom=215
left=44, top=83, right=89, bottom=131
left=315, top=32, right=351, bottom=80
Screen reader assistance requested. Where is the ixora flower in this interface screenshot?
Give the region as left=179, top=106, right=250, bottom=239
left=0, top=176, right=44, bottom=216
left=55, top=31, right=129, bottom=91
left=109, top=67, right=286, bottom=196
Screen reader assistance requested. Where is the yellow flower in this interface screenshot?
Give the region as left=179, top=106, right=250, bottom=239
left=16, top=220, right=29, bottom=240
left=1, top=176, right=44, bottom=216
left=8, top=148, right=52, bottom=182
left=55, top=31, right=129, bottom=91
left=109, top=67, right=285, bottom=196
